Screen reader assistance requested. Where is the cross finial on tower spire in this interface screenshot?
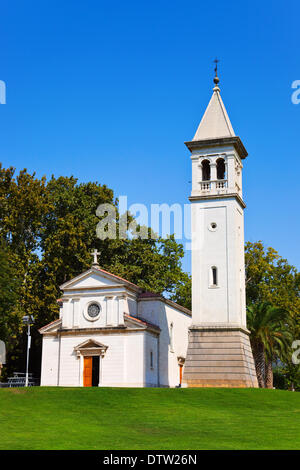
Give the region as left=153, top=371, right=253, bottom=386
left=213, top=58, right=220, bottom=89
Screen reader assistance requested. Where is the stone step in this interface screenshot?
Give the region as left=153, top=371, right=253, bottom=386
left=185, top=358, right=254, bottom=367
left=182, top=379, right=256, bottom=388
left=187, top=342, right=253, bottom=350
left=184, top=365, right=250, bottom=373
left=189, top=331, right=248, bottom=338
left=183, top=371, right=253, bottom=379
left=183, top=328, right=258, bottom=388
left=186, top=347, right=251, bottom=355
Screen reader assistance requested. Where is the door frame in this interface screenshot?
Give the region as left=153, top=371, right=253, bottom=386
left=80, top=353, right=102, bottom=387
left=74, top=339, right=108, bottom=387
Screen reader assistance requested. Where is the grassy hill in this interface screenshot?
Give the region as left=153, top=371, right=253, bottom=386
left=0, top=387, right=299, bottom=450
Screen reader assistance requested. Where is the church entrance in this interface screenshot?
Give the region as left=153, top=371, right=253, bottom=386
left=83, top=356, right=100, bottom=387
left=92, top=356, right=100, bottom=386
left=75, top=339, right=108, bottom=387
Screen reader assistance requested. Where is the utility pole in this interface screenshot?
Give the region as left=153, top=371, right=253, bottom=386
left=22, top=315, right=34, bottom=387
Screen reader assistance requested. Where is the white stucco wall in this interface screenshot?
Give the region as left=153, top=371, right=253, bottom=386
left=190, top=143, right=247, bottom=328
left=40, top=336, right=60, bottom=386
left=144, top=331, right=159, bottom=387
left=60, top=292, right=137, bottom=330
left=41, top=269, right=190, bottom=388
left=41, top=331, right=151, bottom=387
left=137, top=299, right=191, bottom=387
left=191, top=196, right=246, bottom=327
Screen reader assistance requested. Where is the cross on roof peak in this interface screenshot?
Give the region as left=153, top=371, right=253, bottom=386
left=91, top=248, right=100, bottom=266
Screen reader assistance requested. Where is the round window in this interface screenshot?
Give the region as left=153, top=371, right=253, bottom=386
left=208, top=222, right=217, bottom=232
left=87, top=303, right=100, bottom=319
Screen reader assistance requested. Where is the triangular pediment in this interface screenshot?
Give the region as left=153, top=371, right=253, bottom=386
left=60, top=267, right=140, bottom=292
left=39, top=318, right=62, bottom=335
left=74, top=339, right=108, bottom=351
left=74, top=339, right=109, bottom=356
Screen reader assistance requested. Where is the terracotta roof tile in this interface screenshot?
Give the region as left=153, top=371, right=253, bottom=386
left=124, top=313, right=160, bottom=331
left=93, top=266, right=141, bottom=290
left=138, top=291, right=161, bottom=299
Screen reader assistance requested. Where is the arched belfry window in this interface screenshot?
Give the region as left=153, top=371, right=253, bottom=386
left=202, top=160, right=211, bottom=181
left=216, top=158, right=226, bottom=180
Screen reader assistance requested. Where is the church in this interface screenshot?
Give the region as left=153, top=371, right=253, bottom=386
left=39, top=71, right=258, bottom=388
left=39, top=257, right=191, bottom=387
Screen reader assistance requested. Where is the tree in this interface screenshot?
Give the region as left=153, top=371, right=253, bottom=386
left=0, top=166, right=190, bottom=377
left=0, top=165, right=50, bottom=376
left=245, top=242, right=299, bottom=388
left=247, top=302, right=292, bottom=388
left=0, top=240, right=20, bottom=344
left=170, top=272, right=191, bottom=310
left=245, top=241, right=300, bottom=327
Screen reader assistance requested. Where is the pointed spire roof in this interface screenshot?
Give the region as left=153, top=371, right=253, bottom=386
left=185, top=72, right=248, bottom=159
left=192, top=83, right=235, bottom=141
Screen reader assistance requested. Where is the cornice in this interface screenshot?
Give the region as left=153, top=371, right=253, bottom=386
left=185, top=136, right=248, bottom=160
left=189, top=324, right=250, bottom=335
left=189, top=192, right=246, bottom=209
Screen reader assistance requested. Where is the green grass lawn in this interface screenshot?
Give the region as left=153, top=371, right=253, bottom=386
left=0, top=387, right=299, bottom=450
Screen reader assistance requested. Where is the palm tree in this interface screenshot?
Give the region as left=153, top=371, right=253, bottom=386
left=247, top=302, right=291, bottom=388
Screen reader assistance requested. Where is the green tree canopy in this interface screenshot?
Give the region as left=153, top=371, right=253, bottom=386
left=245, top=241, right=300, bottom=323
left=0, top=165, right=189, bottom=376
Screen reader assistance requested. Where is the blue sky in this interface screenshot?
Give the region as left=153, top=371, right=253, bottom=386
left=0, top=0, right=299, bottom=272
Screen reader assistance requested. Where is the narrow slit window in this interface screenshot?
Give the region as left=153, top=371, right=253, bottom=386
left=150, top=351, right=154, bottom=369
left=169, top=322, right=174, bottom=352
left=212, top=267, right=218, bottom=286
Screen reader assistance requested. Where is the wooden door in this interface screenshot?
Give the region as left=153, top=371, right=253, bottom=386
left=83, top=356, right=93, bottom=387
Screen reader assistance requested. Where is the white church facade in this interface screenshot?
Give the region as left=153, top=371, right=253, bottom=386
left=39, top=263, right=191, bottom=387
left=40, top=70, right=258, bottom=388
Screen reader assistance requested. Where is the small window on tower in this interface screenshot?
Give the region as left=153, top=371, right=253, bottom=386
left=202, top=160, right=211, bottom=181
left=212, top=267, right=218, bottom=286
left=216, top=158, right=226, bottom=180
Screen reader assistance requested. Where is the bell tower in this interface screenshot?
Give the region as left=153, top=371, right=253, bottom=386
left=182, top=70, right=258, bottom=388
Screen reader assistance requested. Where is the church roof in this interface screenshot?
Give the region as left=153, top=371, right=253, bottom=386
left=60, top=265, right=141, bottom=292
left=124, top=314, right=161, bottom=331
left=38, top=318, right=62, bottom=334
left=192, top=85, right=235, bottom=141
left=59, top=265, right=191, bottom=315
left=138, top=291, right=161, bottom=299
left=93, top=266, right=141, bottom=290
left=138, top=292, right=191, bottom=315
left=185, top=79, right=248, bottom=159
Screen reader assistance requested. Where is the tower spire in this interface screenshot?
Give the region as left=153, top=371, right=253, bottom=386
left=190, top=61, right=235, bottom=141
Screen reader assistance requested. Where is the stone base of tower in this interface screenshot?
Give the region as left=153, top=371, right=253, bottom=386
left=182, top=325, right=258, bottom=388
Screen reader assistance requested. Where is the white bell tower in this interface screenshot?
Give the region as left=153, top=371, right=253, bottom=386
left=182, top=70, right=258, bottom=388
